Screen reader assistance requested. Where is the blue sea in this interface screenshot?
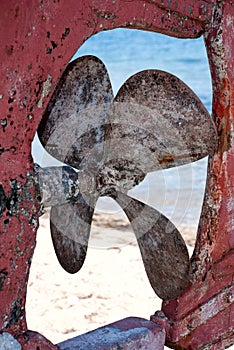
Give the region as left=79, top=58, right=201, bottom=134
left=32, top=28, right=212, bottom=235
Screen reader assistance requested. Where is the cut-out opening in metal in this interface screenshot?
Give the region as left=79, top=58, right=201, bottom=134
left=28, top=27, right=215, bottom=343
left=32, top=28, right=212, bottom=252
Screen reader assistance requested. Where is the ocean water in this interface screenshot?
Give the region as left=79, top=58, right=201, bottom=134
left=32, top=28, right=212, bottom=235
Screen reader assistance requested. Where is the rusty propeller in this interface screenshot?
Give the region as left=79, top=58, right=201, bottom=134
left=38, top=55, right=216, bottom=300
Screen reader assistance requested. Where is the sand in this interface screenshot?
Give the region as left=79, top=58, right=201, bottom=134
left=26, top=209, right=195, bottom=345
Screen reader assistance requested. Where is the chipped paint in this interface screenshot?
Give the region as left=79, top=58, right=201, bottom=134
left=37, top=74, right=52, bottom=108
left=0, top=0, right=233, bottom=349
left=178, top=284, right=234, bottom=339
left=159, top=1, right=234, bottom=349
left=58, top=317, right=165, bottom=350
left=0, top=174, right=37, bottom=219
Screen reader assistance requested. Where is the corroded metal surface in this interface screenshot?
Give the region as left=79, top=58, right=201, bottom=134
left=38, top=56, right=110, bottom=275
left=34, top=164, right=79, bottom=207
left=109, top=69, right=217, bottom=173
left=57, top=317, right=165, bottom=350
left=146, top=0, right=214, bottom=22
left=0, top=332, right=21, bottom=350
left=155, top=1, right=234, bottom=349
left=38, top=55, right=113, bottom=169
left=37, top=55, right=216, bottom=300
left=0, top=0, right=233, bottom=349
left=50, top=197, right=96, bottom=274
left=114, top=191, right=190, bottom=300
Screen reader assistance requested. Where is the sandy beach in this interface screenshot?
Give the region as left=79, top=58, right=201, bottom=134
left=26, top=209, right=195, bottom=345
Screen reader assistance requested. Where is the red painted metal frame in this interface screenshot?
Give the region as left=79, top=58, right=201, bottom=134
left=0, top=1, right=233, bottom=349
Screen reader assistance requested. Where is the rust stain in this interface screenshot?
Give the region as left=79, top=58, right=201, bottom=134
left=0, top=0, right=233, bottom=348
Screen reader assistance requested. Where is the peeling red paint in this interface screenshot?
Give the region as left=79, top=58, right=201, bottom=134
left=157, top=1, right=234, bottom=349
left=0, top=0, right=233, bottom=349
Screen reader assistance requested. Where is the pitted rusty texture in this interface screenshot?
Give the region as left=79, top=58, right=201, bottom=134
left=38, top=55, right=113, bottom=169
left=113, top=191, right=190, bottom=300
left=34, top=164, right=79, bottom=207
left=1, top=0, right=233, bottom=348
left=38, top=55, right=216, bottom=300
left=50, top=197, right=95, bottom=274
left=108, top=70, right=217, bottom=174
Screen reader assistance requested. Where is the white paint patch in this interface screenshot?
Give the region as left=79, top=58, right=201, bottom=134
left=37, top=74, right=52, bottom=108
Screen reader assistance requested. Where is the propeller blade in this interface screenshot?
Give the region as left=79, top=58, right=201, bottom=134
left=37, top=56, right=112, bottom=273
left=50, top=194, right=96, bottom=274
left=105, top=70, right=216, bottom=178
left=113, top=191, right=190, bottom=300
left=38, top=55, right=113, bottom=169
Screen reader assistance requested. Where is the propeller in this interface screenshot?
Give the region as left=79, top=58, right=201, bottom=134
left=38, top=55, right=113, bottom=273
left=38, top=55, right=216, bottom=300
left=113, top=190, right=190, bottom=300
